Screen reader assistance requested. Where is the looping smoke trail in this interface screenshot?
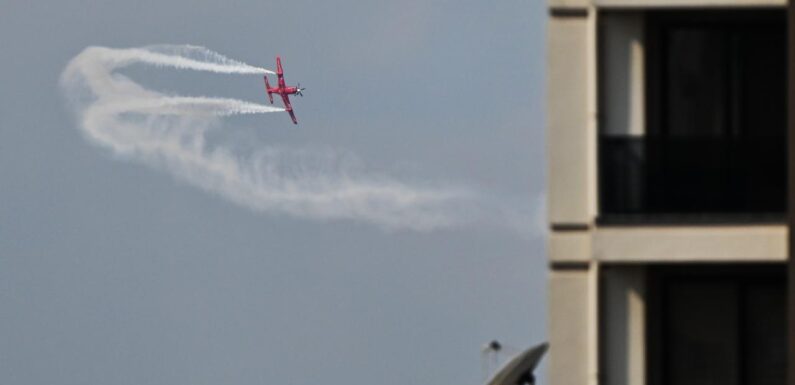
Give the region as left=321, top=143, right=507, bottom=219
left=59, top=45, right=478, bottom=231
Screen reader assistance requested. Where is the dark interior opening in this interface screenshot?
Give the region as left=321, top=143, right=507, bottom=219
left=599, top=10, right=787, bottom=224
left=647, top=265, right=786, bottom=385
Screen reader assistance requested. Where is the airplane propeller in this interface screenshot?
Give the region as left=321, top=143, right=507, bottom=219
left=296, top=83, right=305, bottom=97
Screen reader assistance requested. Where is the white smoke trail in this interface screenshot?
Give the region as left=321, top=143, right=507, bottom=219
left=60, top=45, right=477, bottom=231
left=89, top=45, right=274, bottom=75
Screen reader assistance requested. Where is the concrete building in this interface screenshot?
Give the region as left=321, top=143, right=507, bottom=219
left=546, top=1, right=788, bottom=385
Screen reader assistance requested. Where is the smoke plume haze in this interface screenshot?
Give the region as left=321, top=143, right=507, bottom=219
left=60, top=45, right=486, bottom=231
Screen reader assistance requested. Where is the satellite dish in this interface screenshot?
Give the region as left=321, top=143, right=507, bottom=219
left=484, top=342, right=548, bottom=385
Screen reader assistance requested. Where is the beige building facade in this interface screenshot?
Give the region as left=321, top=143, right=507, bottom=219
left=546, top=1, right=788, bottom=384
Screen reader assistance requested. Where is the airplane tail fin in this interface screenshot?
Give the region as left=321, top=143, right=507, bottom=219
left=264, top=76, right=273, bottom=104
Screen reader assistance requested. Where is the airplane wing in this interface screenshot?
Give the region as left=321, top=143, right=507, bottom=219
left=276, top=56, right=286, bottom=88
left=263, top=76, right=273, bottom=104
left=281, top=93, right=297, bottom=124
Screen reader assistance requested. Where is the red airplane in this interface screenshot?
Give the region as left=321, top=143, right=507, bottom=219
left=264, top=56, right=304, bottom=124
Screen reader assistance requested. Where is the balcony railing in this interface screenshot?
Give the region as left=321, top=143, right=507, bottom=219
left=598, top=135, right=786, bottom=224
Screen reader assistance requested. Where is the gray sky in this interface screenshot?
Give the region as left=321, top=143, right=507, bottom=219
left=0, top=1, right=547, bottom=385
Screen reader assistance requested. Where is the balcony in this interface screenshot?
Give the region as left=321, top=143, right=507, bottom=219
left=598, top=10, right=786, bottom=225
left=599, top=135, right=786, bottom=223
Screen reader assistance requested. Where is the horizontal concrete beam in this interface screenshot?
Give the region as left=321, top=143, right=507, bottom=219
left=593, top=225, right=786, bottom=262
left=550, top=230, right=592, bottom=262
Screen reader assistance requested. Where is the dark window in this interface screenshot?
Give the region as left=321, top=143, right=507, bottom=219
left=599, top=10, right=786, bottom=223
left=648, top=265, right=786, bottom=385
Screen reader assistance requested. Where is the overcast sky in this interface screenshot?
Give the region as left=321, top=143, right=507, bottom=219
left=0, top=1, right=547, bottom=385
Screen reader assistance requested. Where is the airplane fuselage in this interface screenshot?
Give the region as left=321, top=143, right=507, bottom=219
left=267, top=86, right=300, bottom=98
